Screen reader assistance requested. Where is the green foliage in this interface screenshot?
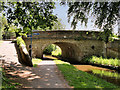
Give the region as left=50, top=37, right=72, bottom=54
left=16, top=37, right=26, bottom=47
left=0, top=15, right=17, bottom=39
left=43, top=44, right=62, bottom=56
left=1, top=2, right=58, bottom=35
left=92, top=69, right=120, bottom=79
left=43, top=44, right=56, bottom=55
left=83, top=56, right=120, bottom=67
left=32, top=58, right=42, bottom=67
left=33, top=64, right=38, bottom=67
left=52, top=18, right=66, bottom=30
left=52, top=46, right=61, bottom=56
left=67, top=2, right=119, bottom=43
left=54, top=60, right=119, bottom=88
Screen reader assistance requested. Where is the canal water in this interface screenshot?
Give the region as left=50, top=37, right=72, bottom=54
left=74, top=65, right=120, bottom=86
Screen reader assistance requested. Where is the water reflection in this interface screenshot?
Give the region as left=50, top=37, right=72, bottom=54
left=91, top=69, right=120, bottom=79
left=74, top=65, right=120, bottom=86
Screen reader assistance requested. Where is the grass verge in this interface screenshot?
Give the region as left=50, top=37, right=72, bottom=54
left=54, top=60, right=119, bottom=88
left=32, top=58, right=42, bottom=67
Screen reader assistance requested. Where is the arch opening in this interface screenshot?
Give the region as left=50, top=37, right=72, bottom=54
left=43, top=44, right=62, bottom=60
left=42, top=42, right=82, bottom=63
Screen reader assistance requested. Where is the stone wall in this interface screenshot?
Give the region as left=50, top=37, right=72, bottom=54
left=16, top=37, right=33, bottom=67
left=107, top=39, right=120, bottom=58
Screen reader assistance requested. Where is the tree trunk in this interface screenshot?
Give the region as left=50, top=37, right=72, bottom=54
left=103, top=42, right=107, bottom=58
left=15, top=32, right=20, bottom=38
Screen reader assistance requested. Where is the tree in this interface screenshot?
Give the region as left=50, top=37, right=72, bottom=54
left=1, top=2, right=58, bottom=37
left=0, top=15, right=8, bottom=39
left=0, top=15, right=16, bottom=39
left=67, top=2, right=119, bottom=57
left=52, top=18, right=66, bottom=30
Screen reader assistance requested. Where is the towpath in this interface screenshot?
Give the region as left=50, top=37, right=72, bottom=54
left=0, top=41, right=71, bottom=89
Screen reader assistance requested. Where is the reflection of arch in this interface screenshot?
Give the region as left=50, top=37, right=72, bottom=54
left=42, top=42, right=82, bottom=63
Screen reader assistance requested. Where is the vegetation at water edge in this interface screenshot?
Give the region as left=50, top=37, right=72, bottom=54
left=83, top=56, right=120, bottom=67
left=92, top=69, right=120, bottom=79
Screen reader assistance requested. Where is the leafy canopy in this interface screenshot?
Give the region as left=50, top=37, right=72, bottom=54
left=1, top=2, right=58, bottom=35
left=67, top=2, right=119, bottom=43
left=52, top=18, right=66, bottom=30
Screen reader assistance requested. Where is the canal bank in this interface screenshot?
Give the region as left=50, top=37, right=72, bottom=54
left=44, top=55, right=120, bottom=87
left=74, top=65, right=120, bottom=86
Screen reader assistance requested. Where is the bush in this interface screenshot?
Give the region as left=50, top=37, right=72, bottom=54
left=43, top=44, right=56, bottom=55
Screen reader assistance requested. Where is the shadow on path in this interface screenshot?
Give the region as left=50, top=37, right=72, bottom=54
left=2, top=60, right=71, bottom=89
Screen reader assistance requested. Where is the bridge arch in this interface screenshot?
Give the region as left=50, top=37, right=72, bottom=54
left=23, top=31, right=104, bottom=63
left=41, top=41, right=83, bottom=63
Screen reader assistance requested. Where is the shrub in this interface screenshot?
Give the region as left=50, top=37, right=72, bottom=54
left=43, top=44, right=56, bottom=55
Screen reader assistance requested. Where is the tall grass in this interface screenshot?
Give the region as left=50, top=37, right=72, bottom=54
left=83, top=56, right=120, bottom=67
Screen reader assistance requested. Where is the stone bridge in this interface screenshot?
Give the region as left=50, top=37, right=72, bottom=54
left=23, top=30, right=106, bottom=62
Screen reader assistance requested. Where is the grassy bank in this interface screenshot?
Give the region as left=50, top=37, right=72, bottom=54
left=54, top=60, right=119, bottom=88
left=32, top=58, right=42, bottom=67
left=83, top=56, right=120, bottom=67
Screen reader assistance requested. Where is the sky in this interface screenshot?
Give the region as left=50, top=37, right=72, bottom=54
left=53, top=3, right=100, bottom=31
left=53, top=3, right=70, bottom=30
left=53, top=2, right=118, bottom=34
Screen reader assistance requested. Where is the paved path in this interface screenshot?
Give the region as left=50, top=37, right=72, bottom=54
left=0, top=41, right=71, bottom=89
left=0, top=41, right=19, bottom=64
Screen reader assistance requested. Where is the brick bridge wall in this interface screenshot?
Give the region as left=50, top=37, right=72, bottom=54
left=23, top=31, right=105, bottom=62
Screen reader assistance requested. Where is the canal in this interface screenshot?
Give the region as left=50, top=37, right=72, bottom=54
left=74, top=65, right=120, bottom=86
left=44, top=55, right=120, bottom=86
